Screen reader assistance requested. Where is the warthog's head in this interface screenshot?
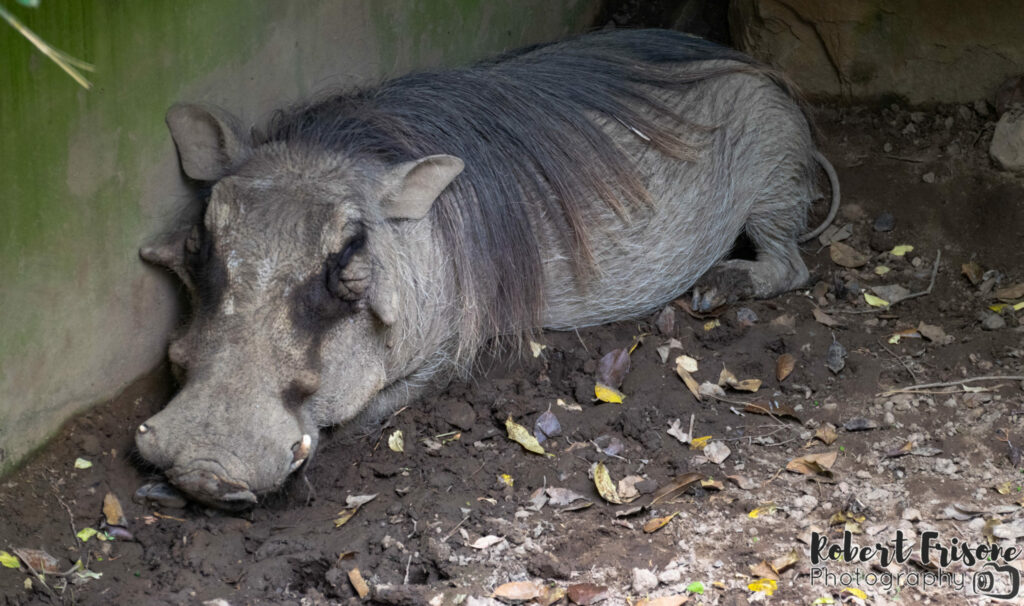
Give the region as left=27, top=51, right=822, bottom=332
left=137, top=104, right=462, bottom=507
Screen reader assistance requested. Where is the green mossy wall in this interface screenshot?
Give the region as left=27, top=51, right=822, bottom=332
left=0, top=0, right=596, bottom=474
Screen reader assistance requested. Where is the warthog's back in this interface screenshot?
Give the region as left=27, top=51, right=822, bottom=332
left=257, top=29, right=817, bottom=349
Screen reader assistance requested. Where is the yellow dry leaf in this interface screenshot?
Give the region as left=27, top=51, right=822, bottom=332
left=874, top=265, right=891, bottom=276
left=1016, top=301, right=1024, bottom=311
left=890, top=244, right=914, bottom=256
left=505, top=417, right=548, bottom=456
left=732, top=378, right=761, bottom=392
left=643, top=512, right=678, bottom=533
left=748, top=578, right=777, bottom=595
left=703, top=319, right=720, bottom=331
left=74, top=457, right=92, bottom=469
left=700, top=478, right=724, bottom=490
left=387, top=430, right=404, bottom=452
left=0, top=551, right=18, bottom=569
left=334, top=508, right=358, bottom=528
left=842, top=587, right=868, bottom=600
left=690, top=435, right=712, bottom=449
left=989, top=303, right=1007, bottom=313
left=498, top=474, right=514, bottom=488
left=103, top=492, right=125, bottom=527
left=348, top=568, right=370, bottom=598
left=593, top=462, right=621, bottom=504
left=888, top=334, right=901, bottom=344
left=595, top=383, right=625, bottom=403
left=996, top=481, right=1013, bottom=495
left=749, top=504, right=777, bottom=519
left=864, top=293, right=889, bottom=307
left=786, top=451, right=839, bottom=476
left=529, top=341, right=546, bottom=358
left=775, top=353, right=795, bottom=382
left=76, top=527, right=99, bottom=542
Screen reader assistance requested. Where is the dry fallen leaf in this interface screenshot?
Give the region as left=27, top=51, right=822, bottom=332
left=811, top=307, right=842, bottom=327
left=749, top=560, right=778, bottom=581
left=700, top=478, right=724, bottom=491
left=492, top=581, right=542, bottom=601
left=718, top=368, right=761, bottom=392
left=995, top=283, right=1024, bottom=300
left=597, top=348, right=630, bottom=389
left=787, top=452, right=839, bottom=476
left=103, top=492, right=126, bottom=527
left=469, top=535, right=505, bottom=550
left=962, top=262, right=985, bottom=285
left=651, top=473, right=702, bottom=505
left=529, top=341, right=546, bottom=358
left=348, top=568, right=370, bottom=598
left=747, top=578, right=777, bottom=595
left=12, top=549, right=61, bottom=574
left=744, top=402, right=801, bottom=422
left=506, top=417, right=548, bottom=456
left=643, top=512, right=679, bottom=533
left=776, top=353, right=795, bottom=381
left=593, top=462, right=622, bottom=504
left=890, top=244, right=914, bottom=257
left=863, top=293, right=889, bottom=307
left=770, top=549, right=800, bottom=574
left=595, top=383, right=625, bottom=404
left=917, top=322, right=948, bottom=343
left=814, top=424, right=838, bottom=445
left=830, top=242, right=868, bottom=268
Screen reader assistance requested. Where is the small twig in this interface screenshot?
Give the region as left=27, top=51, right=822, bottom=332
left=878, top=340, right=919, bottom=383
left=885, top=154, right=927, bottom=163
left=877, top=375, right=1024, bottom=397
left=441, top=514, right=470, bottom=543
left=403, top=554, right=413, bottom=585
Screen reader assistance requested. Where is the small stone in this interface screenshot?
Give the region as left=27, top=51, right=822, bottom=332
left=884, top=411, right=896, bottom=425
left=632, top=568, right=659, bottom=593
left=736, top=307, right=758, bottom=326
left=855, top=470, right=872, bottom=480
left=922, top=172, right=936, bottom=183
left=933, top=458, right=957, bottom=475
left=910, top=112, right=926, bottom=123
left=872, top=212, right=895, bottom=232
left=658, top=568, right=682, bottom=584
left=981, top=313, right=1006, bottom=331
left=883, top=142, right=893, bottom=153
left=974, top=99, right=991, bottom=117
left=990, top=109, right=1024, bottom=172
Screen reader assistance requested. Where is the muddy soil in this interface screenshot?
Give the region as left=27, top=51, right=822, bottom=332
left=1, top=103, right=1023, bottom=606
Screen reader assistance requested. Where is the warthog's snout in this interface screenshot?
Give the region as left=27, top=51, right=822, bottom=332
left=136, top=393, right=316, bottom=508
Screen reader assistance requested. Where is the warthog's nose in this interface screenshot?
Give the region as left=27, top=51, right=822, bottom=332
left=167, top=463, right=258, bottom=508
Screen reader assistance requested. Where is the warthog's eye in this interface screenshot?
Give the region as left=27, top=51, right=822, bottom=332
left=325, top=230, right=369, bottom=302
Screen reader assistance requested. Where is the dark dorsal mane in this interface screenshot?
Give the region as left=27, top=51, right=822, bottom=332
left=255, top=29, right=769, bottom=358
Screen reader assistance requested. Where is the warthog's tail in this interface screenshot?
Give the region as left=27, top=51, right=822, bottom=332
left=799, top=151, right=841, bottom=243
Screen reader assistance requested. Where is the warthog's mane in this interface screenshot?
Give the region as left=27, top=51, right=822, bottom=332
left=255, top=29, right=781, bottom=358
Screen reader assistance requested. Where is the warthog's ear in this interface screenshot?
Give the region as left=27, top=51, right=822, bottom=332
left=381, top=154, right=464, bottom=220
left=166, top=103, right=248, bottom=182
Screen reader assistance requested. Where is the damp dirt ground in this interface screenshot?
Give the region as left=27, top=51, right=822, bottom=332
left=1, top=103, right=1023, bottom=606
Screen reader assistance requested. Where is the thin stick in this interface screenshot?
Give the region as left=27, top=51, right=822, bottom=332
left=441, top=514, right=470, bottom=543
left=878, top=340, right=919, bottom=383
left=0, top=5, right=94, bottom=89
left=877, top=376, right=1024, bottom=397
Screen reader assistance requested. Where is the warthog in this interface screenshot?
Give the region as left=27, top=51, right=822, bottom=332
left=137, top=29, right=838, bottom=507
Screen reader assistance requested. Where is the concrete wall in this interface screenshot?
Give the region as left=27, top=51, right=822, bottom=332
left=0, top=0, right=597, bottom=474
